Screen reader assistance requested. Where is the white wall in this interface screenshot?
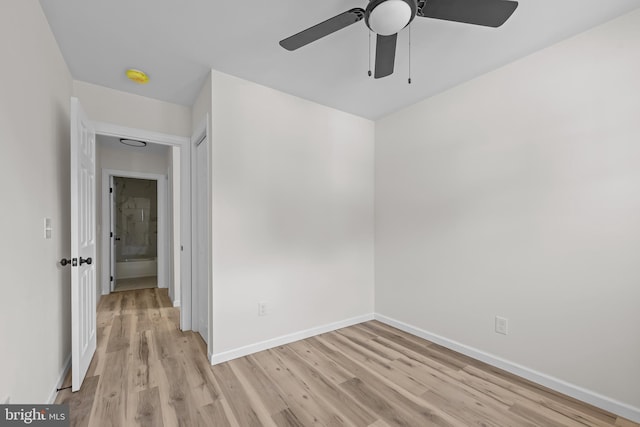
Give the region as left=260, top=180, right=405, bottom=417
left=191, top=71, right=212, bottom=133
left=375, top=8, right=640, bottom=416
left=96, top=137, right=169, bottom=296
left=0, top=0, right=72, bottom=404
left=73, top=80, right=192, bottom=137
left=98, top=136, right=170, bottom=176
left=168, top=146, right=181, bottom=306
left=209, top=71, right=375, bottom=359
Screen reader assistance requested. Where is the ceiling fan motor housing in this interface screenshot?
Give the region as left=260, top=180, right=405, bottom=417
left=365, top=0, right=418, bottom=36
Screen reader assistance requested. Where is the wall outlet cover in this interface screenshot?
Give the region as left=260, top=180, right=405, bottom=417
left=258, top=301, right=268, bottom=316
left=495, top=316, right=508, bottom=335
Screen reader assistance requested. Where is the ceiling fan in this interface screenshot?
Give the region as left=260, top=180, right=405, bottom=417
left=279, top=0, right=519, bottom=79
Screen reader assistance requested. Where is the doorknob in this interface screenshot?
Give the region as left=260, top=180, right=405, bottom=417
left=79, top=257, right=92, bottom=266
left=60, top=258, right=71, bottom=266
left=114, top=237, right=121, bottom=241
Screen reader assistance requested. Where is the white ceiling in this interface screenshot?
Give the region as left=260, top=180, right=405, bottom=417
left=39, top=0, right=640, bottom=120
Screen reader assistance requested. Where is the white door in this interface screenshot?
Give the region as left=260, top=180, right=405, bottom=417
left=194, top=136, right=209, bottom=344
left=70, top=97, right=97, bottom=392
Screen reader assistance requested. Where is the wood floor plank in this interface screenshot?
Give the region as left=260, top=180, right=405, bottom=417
left=129, top=329, right=152, bottom=393
left=182, top=333, right=223, bottom=402
left=105, top=314, right=132, bottom=353
left=198, top=399, right=232, bottom=427
left=336, top=327, right=406, bottom=361
left=312, top=336, right=464, bottom=427
left=463, top=364, right=613, bottom=427
left=272, top=345, right=376, bottom=426
left=251, top=348, right=347, bottom=426
left=230, top=355, right=289, bottom=415
left=226, top=360, right=280, bottom=427
left=56, top=288, right=639, bottom=427
left=288, top=340, right=355, bottom=384
left=340, top=377, right=455, bottom=427
left=211, top=362, right=263, bottom=427
left=271, top=408, right=307, bottom=427
left=158, top=354, right=200, bottom=426
left=617, top=418, right=640, bottom=427
left=367, top=420, right=392, bottom=427
left=136, top=386, right=164, bottom=427
left=418, top=377, right=538, bottom=427
left=321, top=332, right=430, bottom=396
left=89, top=348, right=128, bottom=427
left=360, top=321, right=436, bottom=351
left=56, top=375, right=99, bottom=427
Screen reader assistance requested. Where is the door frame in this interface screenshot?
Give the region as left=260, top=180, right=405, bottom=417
left=102, top=170, right=167, bottom=292
left=191, top=115, right=213, bottom=354
left=93, top=122, right=193, bottom=331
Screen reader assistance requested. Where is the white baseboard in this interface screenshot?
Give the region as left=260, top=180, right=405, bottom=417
left=374, top=314, right=640, bottom=424
left=47, top=353, right=71, bottom=404
left=210, top=313, right=375, bottom=365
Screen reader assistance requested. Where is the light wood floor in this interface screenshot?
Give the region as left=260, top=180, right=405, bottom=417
left=114, top=276, right=157, bottom=292
left=56, top=289, right=638, bottom=427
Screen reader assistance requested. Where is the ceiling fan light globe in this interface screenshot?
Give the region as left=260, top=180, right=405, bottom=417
left=368, top=0, right=412, bottom=36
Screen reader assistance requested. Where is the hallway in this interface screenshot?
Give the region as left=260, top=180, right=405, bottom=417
left=55, top=288, right=214, bottom=426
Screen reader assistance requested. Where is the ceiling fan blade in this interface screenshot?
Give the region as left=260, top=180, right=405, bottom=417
left=279, top=8, right=365, bottom=51
left=374, top=33, right=397, bottom=79
left=419, top=0, right=518, bottom=28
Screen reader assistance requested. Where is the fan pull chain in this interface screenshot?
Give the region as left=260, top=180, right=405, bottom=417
left=368, top=30, right=372, bottom=77
left=408, top=25, right=412, bottom=84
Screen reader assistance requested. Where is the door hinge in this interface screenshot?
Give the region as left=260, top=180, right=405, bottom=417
left=110, top=276, right=113, bottom=282
left=110, top=187, right=113, bottom=193
left=110, top=232, right=113, bottom=238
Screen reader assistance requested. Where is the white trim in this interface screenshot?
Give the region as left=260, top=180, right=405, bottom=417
left=190, top=114, right=211, bottom=349
left=173, top=300, right=181, bottom=308
left=210, top=313, right=375, bottom=365
left=108, top=175, right=115, bottom=292
left=101, top=169, right=167, bottom=294
left=374, top=313, right=640, bottom=424
left=93, top=121, right=192, bottom=331
left=168, top=147, right=181, bottom=307
left=47, top=354, right=71, bottom=404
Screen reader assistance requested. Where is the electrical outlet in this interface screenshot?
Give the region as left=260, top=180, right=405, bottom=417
left=258, top=301, right=268, bottom=316
left=495, top=316, right=508, bottom=335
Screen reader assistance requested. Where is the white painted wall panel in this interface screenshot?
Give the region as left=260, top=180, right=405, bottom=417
left=73, top=80, right=191, bottom=137
left=209, top=71, right=375, bottom=356
left=375, top=9, right=640, bottom=410
left=0, top=0, right=73, bottom=404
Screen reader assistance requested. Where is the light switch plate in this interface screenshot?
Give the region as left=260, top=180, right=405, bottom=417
left=44, top=217, right=52, bottom=239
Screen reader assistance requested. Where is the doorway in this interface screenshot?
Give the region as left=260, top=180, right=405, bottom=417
left=94, top=125, right=192, bottom=331
left=111, top=176, right=159, bottom=292
left=69, top=97, right=202, bottom=392
left=101, top=165, right=168, bottom=296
